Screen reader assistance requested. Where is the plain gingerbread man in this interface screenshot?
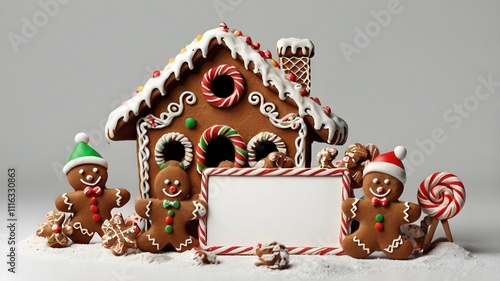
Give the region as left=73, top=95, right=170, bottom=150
left=55, top=133, right=130, bottom=244
left=135, top=160, right=207, bottom=253
left=342, top=146, right=421, bottom=259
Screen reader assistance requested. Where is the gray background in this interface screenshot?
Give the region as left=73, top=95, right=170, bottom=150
left=1, top=0, right=499, bottom=254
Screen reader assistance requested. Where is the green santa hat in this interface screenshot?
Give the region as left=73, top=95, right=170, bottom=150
left=63, top=132, right=108, bottom=174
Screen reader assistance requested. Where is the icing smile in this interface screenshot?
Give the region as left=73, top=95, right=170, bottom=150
left=80, top=176, right=101, bottom=186
left=162, top=188, right=182, bottom=198
left=369, top=187, right=391, bottom=198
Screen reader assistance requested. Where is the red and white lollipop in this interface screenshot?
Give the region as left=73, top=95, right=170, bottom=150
left=418, top=172, right=466, bottom=219
left=417, top=172, right=466, bottom=252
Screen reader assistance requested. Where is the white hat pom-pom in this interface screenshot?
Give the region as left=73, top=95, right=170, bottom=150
left=394, top=146, right=407, bottom=160
left=75, top=132, right=89, bottom=144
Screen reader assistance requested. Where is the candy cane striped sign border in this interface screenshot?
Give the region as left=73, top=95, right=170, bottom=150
left=198, top=167, right=351, bottom=255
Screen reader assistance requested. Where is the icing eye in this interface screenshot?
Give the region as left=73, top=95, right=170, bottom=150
left=164, top=179, right=170, bottom=185
left=79, top=169, right=84, bottom=174
left=384, top=179, right=390, bottom=185
left=174, top=180, right=180, bottom=186
left=93, top=167, right=98, bottom=173
left=372, top=178, right=380, bottom=184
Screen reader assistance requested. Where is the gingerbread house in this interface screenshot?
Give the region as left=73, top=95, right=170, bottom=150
left=105, top=23, right=348, bottom=199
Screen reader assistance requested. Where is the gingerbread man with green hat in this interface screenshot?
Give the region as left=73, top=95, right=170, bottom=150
left=55, top=132, right=130, bottom=244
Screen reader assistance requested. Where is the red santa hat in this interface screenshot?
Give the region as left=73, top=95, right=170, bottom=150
left=363, top=146, right=407, bottom=184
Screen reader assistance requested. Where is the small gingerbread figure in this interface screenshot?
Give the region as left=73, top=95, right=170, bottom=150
left=339, top=143, right=379, bottom=188
left=341, top=146, right=421, bottom=259
left=135, top=160, right=208, bottom=253
left=55, top=132, right=131, bottom=244
left=316, top=148, right=338, bottom=169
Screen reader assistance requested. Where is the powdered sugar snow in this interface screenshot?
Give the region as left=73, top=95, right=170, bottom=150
left=15, top=235, right=499, bottom=281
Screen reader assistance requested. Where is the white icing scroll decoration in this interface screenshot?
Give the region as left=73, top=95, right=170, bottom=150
left=73, top=222, right=93, bottom=237
left=247, top=132, right=287, bottom=167
left=384, top=235, right=404, bottom=253
left=136, top=91, right=196, bottom=201
left=154, top=132, right=193, bottom=169
left=175, top=236, right=193, bottom=251
left=248, top=91, right=306, bottom=167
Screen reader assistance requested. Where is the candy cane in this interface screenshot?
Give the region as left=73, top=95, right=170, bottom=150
left=196, top=125, right=247, bottom=174
left=418, top=172, right=466, bottom=220
left=201, top=64, right=245, bottom=107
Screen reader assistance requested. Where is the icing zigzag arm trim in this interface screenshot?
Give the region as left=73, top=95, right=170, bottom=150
left=403, top=202, right=410, bottom=222
left=115, top=189, right=123, bottom=206
left=62, top=193, right=73, bottom=211
left=350, top=198, right=360, bottom=218
left=353, top=236, right=370, bottom=254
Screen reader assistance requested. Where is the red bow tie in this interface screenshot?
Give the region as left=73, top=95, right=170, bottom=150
left=372, top=197, right=388, bottom=206
left=84, top=186, right=102, bottom=196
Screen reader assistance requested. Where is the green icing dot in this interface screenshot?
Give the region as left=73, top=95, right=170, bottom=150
left=185, top=117, right=196, bottom=129
left=375, top=213, right=384, bottom=222
left=165, top=225, right=173, bottom=233
left=167, top=210, right=175, bottom=217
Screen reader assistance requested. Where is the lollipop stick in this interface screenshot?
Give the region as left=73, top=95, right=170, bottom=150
left=422, top=218, right=439, bottom=252
left=441, top=219, right=453, bottom=242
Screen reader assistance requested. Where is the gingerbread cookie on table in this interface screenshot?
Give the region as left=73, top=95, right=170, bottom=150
left=135, top=160, right=207, bottom=253
left=55, top=132, right=131, bottom=244
left=341, top=146, right=421, bottom=259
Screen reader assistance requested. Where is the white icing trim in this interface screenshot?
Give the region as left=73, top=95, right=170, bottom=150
left=248, top=91, right=307, bottom=167
left=105, top=25, right=347, bottom=145
left=145, top=201, right=152, bottom=218
left=403, top=202, right=411, bottom=223
left=73, top=222, right=93, bottom=237
left=79, top=176, right=101, bottom=187
left=384, top=235, right=404, bottom=253
left=62, top=193, right=73, bottom=211
left=136, top=91, right=197, bottom=200
left=369, top=187, right=391, bottom=198
left=146, top=234, right=160, bottom=251
left=276, top=38, right=314, bottom=56
left=161, top=188, right=182, bottom=198
left=350, top=198, right=360, bottom=218
left=353, top=235, right=370, bottom=254
left=154, top=132, right=193, bottom=169
left=175, top=236, right=193, bottom=251
left=192, top=201, right=207, bottom=219
left=115, top=189, right=122, bottom=206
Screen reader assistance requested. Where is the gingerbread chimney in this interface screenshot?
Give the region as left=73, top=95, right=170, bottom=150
left=277, top=38, right=315, bottom=94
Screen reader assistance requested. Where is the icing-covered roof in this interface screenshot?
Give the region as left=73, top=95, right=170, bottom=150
left=105, top=23, right=347, bottom=145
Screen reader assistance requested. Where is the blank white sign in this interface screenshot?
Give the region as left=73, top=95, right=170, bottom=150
left=199, top=168, right=349, bottom=254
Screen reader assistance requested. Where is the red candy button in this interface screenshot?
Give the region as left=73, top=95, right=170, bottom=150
left=93, top=214, right=101, bottom=222
left=51, top=224, right=62, bottom=234
left=165, top=216, right=173, bottom=225
left=169, top=186, right=177, bottom=194
left=90, top=205, right=99, bottom=213
left=375, top=222, right=384, bottom=231
left=90, top=197, right=98, bottom=205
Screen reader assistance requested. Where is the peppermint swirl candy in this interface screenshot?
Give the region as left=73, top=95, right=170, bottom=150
left=196, top=125, right=246, bottom=173
left=201, top=64, right=245, bottom=107
left=417, top=172, right=466, bottom=219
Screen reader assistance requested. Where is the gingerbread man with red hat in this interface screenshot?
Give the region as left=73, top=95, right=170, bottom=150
left=341, top=146, right=421, bottom=259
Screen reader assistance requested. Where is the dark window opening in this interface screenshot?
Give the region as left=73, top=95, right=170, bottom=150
left=255, top=141, right=278, bottom=162
left=211, top=75, right=234, bottom=98
left=163, top=141, right=185, bottom=163
left=205, top=137, right=235, bottom=167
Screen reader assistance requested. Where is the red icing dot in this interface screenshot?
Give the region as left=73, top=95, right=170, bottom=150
left=323, top=105, right=332, bottom=115
left=299, top=88, right=308, bottom=96
left=90, top=197, right=98, bottom=205
left=165, top=216, right=174, bottom=225
left=152, top=70, right=161, bottom=78
left=168, top=186, right=177, bottom=194
left=375, top=222, right=384, bottom=231
left=251, top=41, right=260, bottom=50
left=245, top=36, right=252, bottom=45
left=287, top=73, right=296, bottom=82
left=51, top=225, right=62, bottom=234
left=90, top=205, right=99, bottom=213
left=93, top=214, right=101, bottom=222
